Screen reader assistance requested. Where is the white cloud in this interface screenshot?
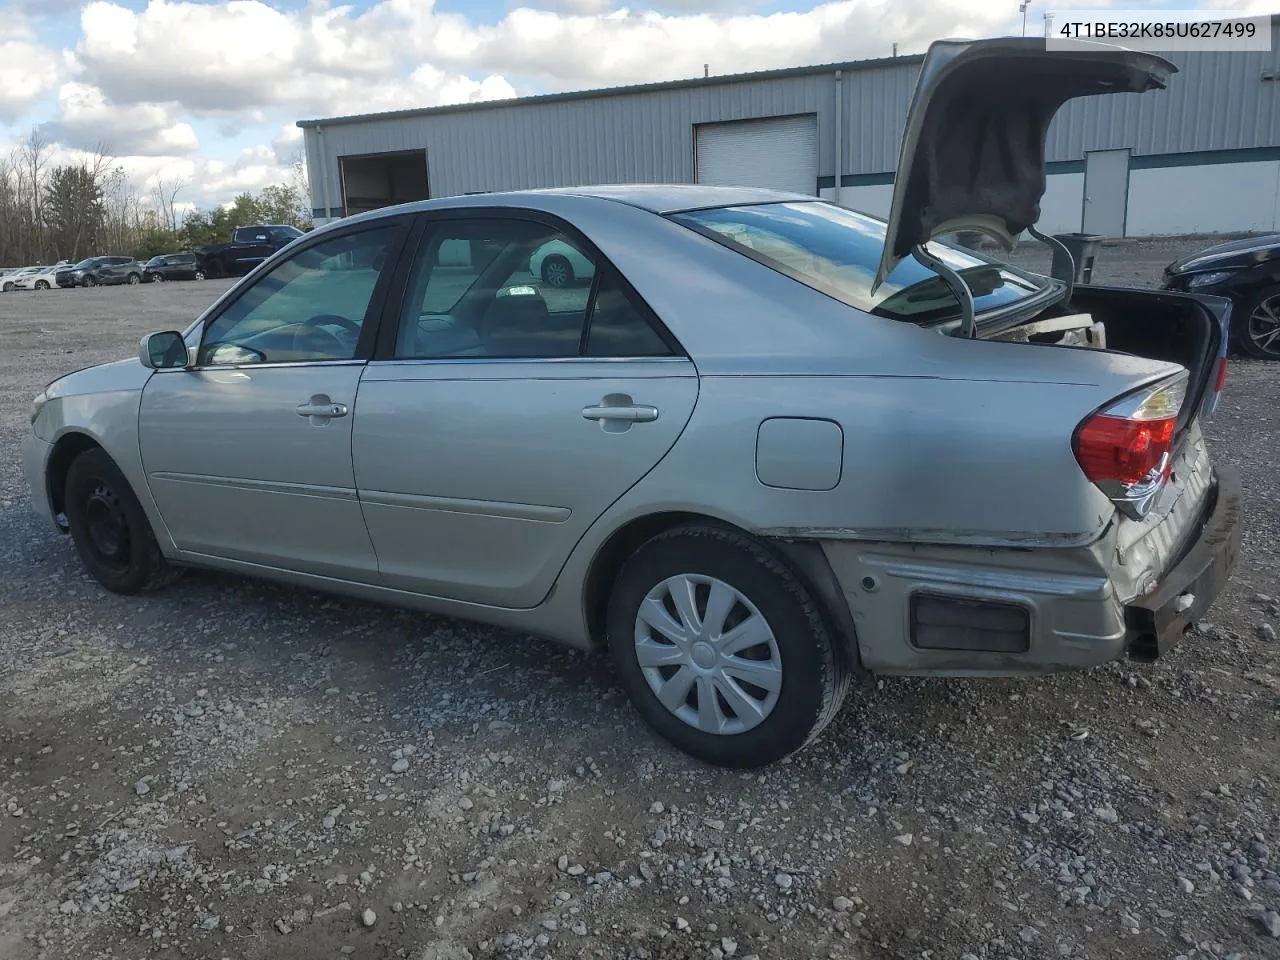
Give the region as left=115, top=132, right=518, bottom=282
left=0, top=42, right=61, bottom=121
left=41, top=83, right=199, bottom=156
left=9, top=0, right=1208, bottom=214
left=271, top=123, right=304, bottom=164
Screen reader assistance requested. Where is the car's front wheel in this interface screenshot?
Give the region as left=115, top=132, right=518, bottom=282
left=151, top=272, right=164, bottom=282
left=35, top=280, right=50, bottom=290
left=81, top=276, right=96, bottom=287
left=1238, top=284, right=1280, bottom=360
left=127, top=272, right=141, bottom=285
left=608, top=524, right=850, bottom=767
left=64, top=447, right=183, bottom=595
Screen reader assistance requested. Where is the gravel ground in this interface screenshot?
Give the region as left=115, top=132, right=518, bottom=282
left=2, top=241, right=1279, bottom=960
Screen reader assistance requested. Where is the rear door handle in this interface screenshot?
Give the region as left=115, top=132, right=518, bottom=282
left=581, top=404, right=658, bottom=423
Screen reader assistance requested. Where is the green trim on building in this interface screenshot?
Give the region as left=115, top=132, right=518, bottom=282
left=821, top=146, right=1280, bottom=192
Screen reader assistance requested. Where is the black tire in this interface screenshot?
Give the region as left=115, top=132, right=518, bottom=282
left=35, top=280, right=50, bottom=290
left=151, top=273, right=163, bottom=282
left=607, top=523, right=850, bottom=768
left=540, top=254, right=573, bottom=288
left=193, top=270, right=206, bottom=281
left=82, top=275, right=96, bottom=287
left=64, top=447, right=183, bottom=595
left=1236, top=284, right=1280, bottom=360
left=127, top=272, right=141, bottom=285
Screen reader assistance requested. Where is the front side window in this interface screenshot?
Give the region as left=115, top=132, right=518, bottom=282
left=395, top=218, right=671, bottom=360
left=199, top=226, right=397, bottom=366
left=672, top=201, right=1045, bottom=325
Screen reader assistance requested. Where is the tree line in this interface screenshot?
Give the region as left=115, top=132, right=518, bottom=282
left=0, top=131, right=313, bottom=268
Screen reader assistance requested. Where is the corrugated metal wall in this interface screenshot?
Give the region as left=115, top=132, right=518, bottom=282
left=303, top=19, right=1280, bottom=214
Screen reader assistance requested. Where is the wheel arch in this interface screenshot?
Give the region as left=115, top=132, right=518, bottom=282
left=580, top=510, right=862, bottom=670
left=46, top=431, right=106, bottom=530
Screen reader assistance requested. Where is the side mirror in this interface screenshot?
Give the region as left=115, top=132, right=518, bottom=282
left=139, top=331, right=189, bottom=369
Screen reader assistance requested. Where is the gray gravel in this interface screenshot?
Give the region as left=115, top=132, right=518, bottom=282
left=2, top=244, right=1279, bottom=960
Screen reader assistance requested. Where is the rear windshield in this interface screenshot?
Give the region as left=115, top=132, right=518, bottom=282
left=671, top=201, right=1045, bottom=325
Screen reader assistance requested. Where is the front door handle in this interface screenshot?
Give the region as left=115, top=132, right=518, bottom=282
left=296, top=395, right=348, bottom=422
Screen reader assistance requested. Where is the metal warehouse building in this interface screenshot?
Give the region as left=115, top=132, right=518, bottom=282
left=299, top=19, right=1280, bottom=238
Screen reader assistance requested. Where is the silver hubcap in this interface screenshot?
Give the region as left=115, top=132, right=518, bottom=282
left=634, top=574, right=782, bottom=735
left=1249, top=294, right=1280, bottom=355
left=545, top=261, right=568, bottom=285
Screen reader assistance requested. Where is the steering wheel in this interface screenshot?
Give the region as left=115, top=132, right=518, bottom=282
left=306, top=313, right=362, bottom=336
left=290, top=313, right=361, bottom=357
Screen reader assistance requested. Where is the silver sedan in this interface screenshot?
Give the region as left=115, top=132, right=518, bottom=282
left=23, top=38, right=1240, bottom=766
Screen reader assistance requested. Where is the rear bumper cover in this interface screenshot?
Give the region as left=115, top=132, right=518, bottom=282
left=1123, top=464, right=1241, bottom=658
left=812, top=467, right=1240, bottom=677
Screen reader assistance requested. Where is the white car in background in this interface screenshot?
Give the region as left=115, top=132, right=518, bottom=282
left=14, top=262, right=69, bottom=291
left=2, top=267, right=40, bottom=292
left=530, top=238, right=594, bottom=287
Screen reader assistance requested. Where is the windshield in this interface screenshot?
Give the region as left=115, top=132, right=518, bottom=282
left=73, top=259, right=95, bottom=269
left=671, top=201, right=1045, bottom=324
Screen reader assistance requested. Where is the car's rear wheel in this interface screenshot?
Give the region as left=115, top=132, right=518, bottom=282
left=35, top=280, right=50, bottom=290
left=2, top=282, right=13, bottom=292
left=607, top=524, right=850, bottom=768
left=193, top=270, right=206, bottom=281
left=540, top=254, right=573, bottom=288
left=1238, top=285, right=1280, bottom=360
left=64, top=448, right=183, bottom=595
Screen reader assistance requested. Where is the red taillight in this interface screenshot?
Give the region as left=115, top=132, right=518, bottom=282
left=1073, top=374, right=1188, bottom=519
left=1073, top=413, right=1176, bottom=485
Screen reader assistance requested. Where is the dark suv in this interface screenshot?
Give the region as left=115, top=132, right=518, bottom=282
left=56, top=256, right=144, bottom=288
left=194, top=224, right=305, bottom=278
left=143, top=252, right=205, bottom=282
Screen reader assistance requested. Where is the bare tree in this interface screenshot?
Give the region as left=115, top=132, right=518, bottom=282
left=152, top=179, right=186, bottom=233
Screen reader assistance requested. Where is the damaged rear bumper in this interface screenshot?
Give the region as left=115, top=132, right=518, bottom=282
left=1123, top=465, right=1241, bottom=660
left=807, top=464, right=1239, bottom=677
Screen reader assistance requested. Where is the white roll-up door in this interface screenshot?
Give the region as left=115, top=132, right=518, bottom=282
left=695, top=115, right=818, bottom=195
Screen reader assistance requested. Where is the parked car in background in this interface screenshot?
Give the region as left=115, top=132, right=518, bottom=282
left=13, top=262, right=70, bottom=291
left=56, top=257, right=144, bottom=288
left=22, top=39, right=1240, bottom=768
left=1162, top=233, right=1280, bottom=359
left=529, top=238, right=595, bottom=287
left=194, top=224, right=304, bottom=278
left=143, top=253, right=206, bottom=282
left=3, top=267, right=41, bottom=292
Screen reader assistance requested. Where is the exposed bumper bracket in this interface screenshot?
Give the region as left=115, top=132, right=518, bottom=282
left=1125, top=466, right=1242, bottom=660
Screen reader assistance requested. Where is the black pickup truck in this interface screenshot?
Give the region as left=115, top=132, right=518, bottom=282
left=193, top=224, right=305, bottom=278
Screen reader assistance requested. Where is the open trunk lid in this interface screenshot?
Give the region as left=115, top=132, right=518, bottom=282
left=873, top=37, right=1175, bottom=292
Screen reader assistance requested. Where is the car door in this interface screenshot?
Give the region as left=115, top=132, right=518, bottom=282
left=138, top=218, right=409, bottom=578
left=353, top=212, right=699, bottom=608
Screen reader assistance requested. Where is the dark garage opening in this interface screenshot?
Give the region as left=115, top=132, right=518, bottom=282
left=339, top=150, right=430, bottom=216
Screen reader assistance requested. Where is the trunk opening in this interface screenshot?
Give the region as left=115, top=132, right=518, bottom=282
left=987, top=285, right=1225, bottom=436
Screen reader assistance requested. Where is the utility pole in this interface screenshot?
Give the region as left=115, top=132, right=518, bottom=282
left=892, top=42, right=898, bottom=57
left=1019, top=1, right=1029, bottom=36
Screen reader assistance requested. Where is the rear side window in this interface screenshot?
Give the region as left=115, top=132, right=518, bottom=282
left=394, top=217, right=673, bottom=361
left=586, top=270, right=672, bottom=358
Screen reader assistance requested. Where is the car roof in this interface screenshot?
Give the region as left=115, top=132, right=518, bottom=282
left=334, top=184, right=820, bottom=228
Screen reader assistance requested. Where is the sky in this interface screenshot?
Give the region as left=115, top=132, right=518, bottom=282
left=1, top=0, right=1275, bottom=215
